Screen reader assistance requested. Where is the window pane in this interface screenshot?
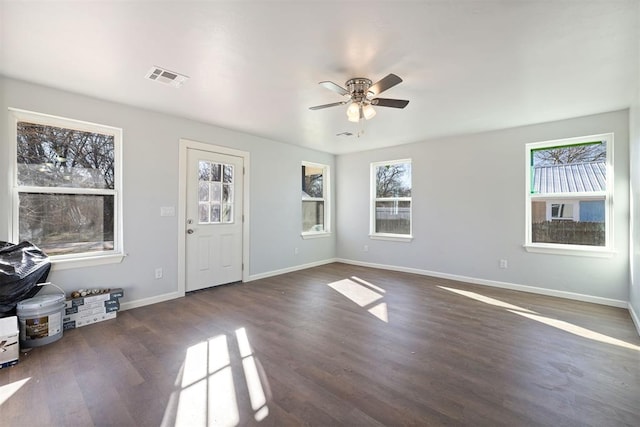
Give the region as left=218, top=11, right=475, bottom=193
left=376, top=163, right=411, bottom=198
left=198, top=182, right=209, bottom=202
left=18, top=193, right=114, bottom=256
left=302, top=166, right=324, bottom=198
left=531, top=200, right=605, bottom=246
left=199, top=161, right=211, bottom=181
left=199, top=203, right=210, bottom=223
left=211, top=163, right=221, bottom=182
left=375, top=201, right=410, bottom=234
left=222, top=203, right=233, bottom=223
left=210, top=204, right=221, bottom=223
left=531, top=142, right=606, bottom=194
left=302, top=201, right=324, bottom=232
left=223, top=184, right=233, bottom=203
left=211, top=182, right=222, bottom=204
left=223, top=165, right=233, bottom=183
left=17, top=122, right=115, bottom=189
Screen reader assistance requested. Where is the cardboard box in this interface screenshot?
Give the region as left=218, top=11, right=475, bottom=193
left=63, top=311, right=117, bottom=330
left=0, top=316, right=19, bottom=368
left=65, top=288, right=124, bottom=308
left=62, top=288, right=123, bottom=330
left=65, top=299, right=119, bottom=315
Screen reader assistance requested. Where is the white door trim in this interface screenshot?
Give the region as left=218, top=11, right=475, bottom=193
left=178, top=138, right=250, bottom=296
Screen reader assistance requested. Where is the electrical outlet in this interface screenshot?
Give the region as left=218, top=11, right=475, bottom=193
left=294, top=247, right=299, bottom=255
left=499, top=259, right=508, bottom=269
left=155, top=268, right=163, bottom=279
left=363, top=245, right=369, bottom=252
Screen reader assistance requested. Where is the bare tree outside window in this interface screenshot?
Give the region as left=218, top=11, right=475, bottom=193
left=16, top=121, right=117, bottom=256
left=373, top=161, right=411, bottom=235
left=532, top=142, right=606, bottom=166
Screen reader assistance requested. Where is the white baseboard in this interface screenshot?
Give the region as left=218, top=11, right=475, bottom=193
left=335, top=258, right=629, bottom=309
left=629, top=303, right=640, bottom=337
left=247, top=258, right=338, bottom=282
left=119, top=291, right=183, bottom=311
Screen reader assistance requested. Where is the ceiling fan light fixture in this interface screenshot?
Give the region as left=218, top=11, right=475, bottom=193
left=347, top=102, right=360, bottom=122
left=362, top=103, right=376, bottom=120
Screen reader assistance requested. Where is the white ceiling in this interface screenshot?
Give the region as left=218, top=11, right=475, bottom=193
left=1, top=1, right=638, bottom=154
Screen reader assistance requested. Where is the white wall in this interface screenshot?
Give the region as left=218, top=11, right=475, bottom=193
left=336, top=110, right=630, bottom=305
left=0, top=77, right=336, bottom=305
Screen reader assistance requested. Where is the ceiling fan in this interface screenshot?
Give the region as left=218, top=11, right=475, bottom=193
left=309, top=73, right=409, bottom=122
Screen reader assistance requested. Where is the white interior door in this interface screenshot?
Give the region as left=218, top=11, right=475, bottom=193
left=186, top=148, right=243, bottom=292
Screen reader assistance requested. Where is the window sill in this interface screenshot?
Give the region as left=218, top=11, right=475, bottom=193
left=369, top=234, right=413, bottom=242
left=301, top=231, right=332, bottom=240
left=50, top=252, right=126, bottom=271
left=523, top=244, right=615, bottom=258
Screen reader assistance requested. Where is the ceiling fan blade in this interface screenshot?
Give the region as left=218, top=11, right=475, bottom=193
left=319, top=81, right=349, bottom=96
left=309, top=101, right=347, bottom=110
left=369, top=73, right=403, bottom=96
left=371, top=98, right=409, bottom=108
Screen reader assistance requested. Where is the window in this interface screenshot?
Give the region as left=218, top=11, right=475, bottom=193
left=525, top=133, right=612, bottom=255
left=199, top=161, right=234, bottom=224
left=11, top=109, right=123, bottom=266
left=301, top=162, right=330, bottom=237
left=371, top=159, right=412, bottom=240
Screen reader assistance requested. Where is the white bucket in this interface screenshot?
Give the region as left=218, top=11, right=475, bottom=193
left=17, top=293, right=65, bottom=347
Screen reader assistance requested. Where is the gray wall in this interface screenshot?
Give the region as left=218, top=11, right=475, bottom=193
left=1, top=76, right=636, bottom=319
left=336, top=110, right=630, bottom=303
left=0, top=77, right=336, bottom=305
left=630, top=70, right=640, bottom=328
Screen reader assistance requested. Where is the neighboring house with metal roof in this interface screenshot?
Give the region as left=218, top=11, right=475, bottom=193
left=531, top=161, right=606, bottom=223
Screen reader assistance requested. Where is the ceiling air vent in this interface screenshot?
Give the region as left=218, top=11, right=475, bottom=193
left=145, top=66, right=189, bottom=88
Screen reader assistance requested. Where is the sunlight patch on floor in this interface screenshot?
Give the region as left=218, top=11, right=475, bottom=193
left=236, top=327, right=269, bottom=421
left=510, top=310, right=640, bottom=351
left=176, top=335, right=239, bottom=426
left=163, top=329, right=271, bottom=426
left=439, top=285, right=640, bottom=352
left=438, top=286, right=536, bottom=313
left=0, top=377, right=30, bottom=406
left=328, top=277, right=388, bottom=323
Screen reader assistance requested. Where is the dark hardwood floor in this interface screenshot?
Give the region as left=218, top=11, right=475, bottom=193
left=2, top=262, right=639, bottom=426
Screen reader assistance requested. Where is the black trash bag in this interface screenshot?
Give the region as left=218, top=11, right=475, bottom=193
left=0, top=241, right=51, bottom=317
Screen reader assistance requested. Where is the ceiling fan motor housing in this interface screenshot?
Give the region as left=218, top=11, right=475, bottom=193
left=346, top=78, right=373, bottom=102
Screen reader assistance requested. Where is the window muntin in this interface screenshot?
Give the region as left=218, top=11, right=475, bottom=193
left=302, top=162, right=329, bottom=235
left=12, top=110, right=123, bottom=261
left=371, top=159, right=412, bottom=238
left=525, top=134, right=612, bottom=253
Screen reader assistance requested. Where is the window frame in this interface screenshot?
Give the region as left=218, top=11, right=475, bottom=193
left=9, top=108, right=124, bottom=269
left=301, top=161, right=331, bottom=239
left=524, top=133, right=613, bottom=257
left=370, top=158, right=413, bottom=242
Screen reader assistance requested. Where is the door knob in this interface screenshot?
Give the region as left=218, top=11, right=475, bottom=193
left=187, top=229, right=194, bottom=234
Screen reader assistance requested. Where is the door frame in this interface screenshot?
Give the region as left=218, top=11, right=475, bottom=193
left=178, top=138, right=251, bottom=296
